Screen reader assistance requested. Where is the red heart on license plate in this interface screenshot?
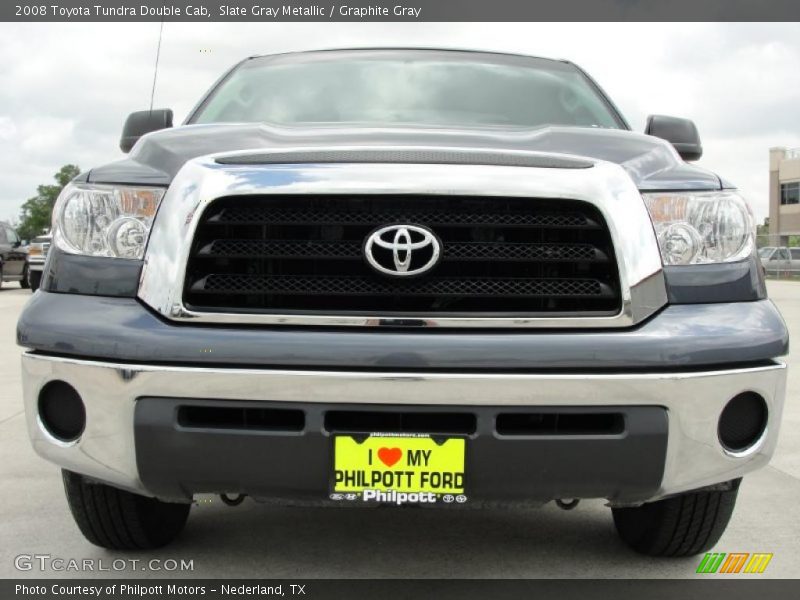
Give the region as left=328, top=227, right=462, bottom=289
left=378, top=447, right=402, bottom=467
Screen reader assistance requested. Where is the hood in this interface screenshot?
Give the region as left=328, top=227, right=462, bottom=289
left=87, top=123, right=724, bottom=191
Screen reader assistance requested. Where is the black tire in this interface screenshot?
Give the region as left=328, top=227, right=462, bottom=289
left=62, top=470, right=191, bottom=550
left=612, top=479, right=741, bottom=557
left=28, top=269, right=41, bottom=292
left=20, top=265, right=30, bottom=289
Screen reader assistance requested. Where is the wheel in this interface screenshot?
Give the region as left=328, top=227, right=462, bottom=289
left=20, top=265, right=30, bottom=289
left=612, top=479, right=741, bottom=557
left=28, top=269, right=41, bottom=292
left=62, top=470, right=191, bottom=549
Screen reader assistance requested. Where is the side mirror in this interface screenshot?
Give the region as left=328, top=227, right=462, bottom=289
left=645, top=115, right=703, bottom=161
left=120, top=109, right=173, bottom=153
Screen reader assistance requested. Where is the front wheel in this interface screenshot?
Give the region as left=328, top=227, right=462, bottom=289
left=20, top=265, right=30, bottom=289
left=62, top=470, right=191, bottom=549
left=612, top=479, right=741, bottom=557
left=28, top=269, right=41, bottom=291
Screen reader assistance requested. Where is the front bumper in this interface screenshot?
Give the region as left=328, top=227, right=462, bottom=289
left=22, top=352, right=786, bottom=506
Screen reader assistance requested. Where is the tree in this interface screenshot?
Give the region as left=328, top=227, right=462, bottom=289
left=16, top=164, right=80, bottom=241
left=756, top=218, right=770, bottom=247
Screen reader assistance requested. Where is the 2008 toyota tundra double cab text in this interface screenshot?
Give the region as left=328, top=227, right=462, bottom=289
left=18, top=49, right=789, bottom=555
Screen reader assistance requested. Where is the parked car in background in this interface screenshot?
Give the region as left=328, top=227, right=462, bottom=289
left=758, top=246, right=800, bottom=274
left=0, top=220, right=29, bottom=289
left=26, top=233, right=51, bottom=292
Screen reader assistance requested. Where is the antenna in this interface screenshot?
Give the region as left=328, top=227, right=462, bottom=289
left=149, top=21, right=164, bottom=113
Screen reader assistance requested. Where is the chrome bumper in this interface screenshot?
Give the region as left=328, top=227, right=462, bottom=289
left=22, top=353, right=786, bottom=504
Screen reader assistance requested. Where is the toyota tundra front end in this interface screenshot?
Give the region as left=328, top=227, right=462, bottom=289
left=18, top=49, right=788, bottom=555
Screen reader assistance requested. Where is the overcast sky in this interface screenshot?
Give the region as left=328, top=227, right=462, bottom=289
left=1, top=22, right=799, bottom=225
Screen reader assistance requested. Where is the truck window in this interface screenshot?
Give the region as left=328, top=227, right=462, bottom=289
left=193, top=53, right=624, bottom=130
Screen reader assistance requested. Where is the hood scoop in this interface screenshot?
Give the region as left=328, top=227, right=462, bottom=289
left=214, top=147, right=594, bottom=169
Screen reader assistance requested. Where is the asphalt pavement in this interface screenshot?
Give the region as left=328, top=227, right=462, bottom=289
left=1, top=282, right=798, bottom=578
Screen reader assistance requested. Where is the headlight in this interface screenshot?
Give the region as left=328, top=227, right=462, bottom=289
left=53, top=183, right=165, bottom=260
left=642, top=191, right=755, bottom=266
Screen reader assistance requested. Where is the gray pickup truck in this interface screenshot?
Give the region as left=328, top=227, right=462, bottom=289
left=0, top=220, right=29, bottom=289
left=18, top=49, right=788, bottom=556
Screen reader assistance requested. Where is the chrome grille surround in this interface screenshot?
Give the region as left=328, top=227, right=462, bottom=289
left=138, top=147, right=667, bottom=328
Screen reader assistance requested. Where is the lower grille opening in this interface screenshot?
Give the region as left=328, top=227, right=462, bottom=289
left=178, top=405, right=305, bottom=432
left=496, top=412, right=625, bottom=436
left=325, top=410, right=476, bottom=435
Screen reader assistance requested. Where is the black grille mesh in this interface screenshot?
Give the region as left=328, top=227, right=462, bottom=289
left=199, top=240, right=604, bottom=262
left=184, top=195, right=621, bottom=316
left=208, top=207, right=595, bottom=228
left=196, top=274, right=607, bottom=298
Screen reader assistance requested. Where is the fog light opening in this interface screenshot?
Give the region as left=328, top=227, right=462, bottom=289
left=718, top=392, right=768, bottom=454
left=38, top=381, right=86, bottom=442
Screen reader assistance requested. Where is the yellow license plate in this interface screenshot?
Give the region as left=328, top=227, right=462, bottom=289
left=332, top=435, right=466, bottom=504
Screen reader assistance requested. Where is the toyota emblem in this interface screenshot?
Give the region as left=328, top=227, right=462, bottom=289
left=363, top=224, right=442, bottom=277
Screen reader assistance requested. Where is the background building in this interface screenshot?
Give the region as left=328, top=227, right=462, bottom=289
left=769, top=147, right=800, bottom=245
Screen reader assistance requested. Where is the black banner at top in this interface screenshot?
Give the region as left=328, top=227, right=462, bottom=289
left=4, top=0, right=800, bottom=22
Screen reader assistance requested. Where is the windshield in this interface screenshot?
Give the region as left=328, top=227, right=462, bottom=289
left=192, top=52, right=624, bottom=130
left=758, top=247, right=775, bottom=258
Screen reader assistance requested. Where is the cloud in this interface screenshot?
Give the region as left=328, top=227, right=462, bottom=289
left=1, top=22, right=798, bottom=224
left=0, top=116, right=16, bottom=141
left=18, top=117, right=75, bottom=156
